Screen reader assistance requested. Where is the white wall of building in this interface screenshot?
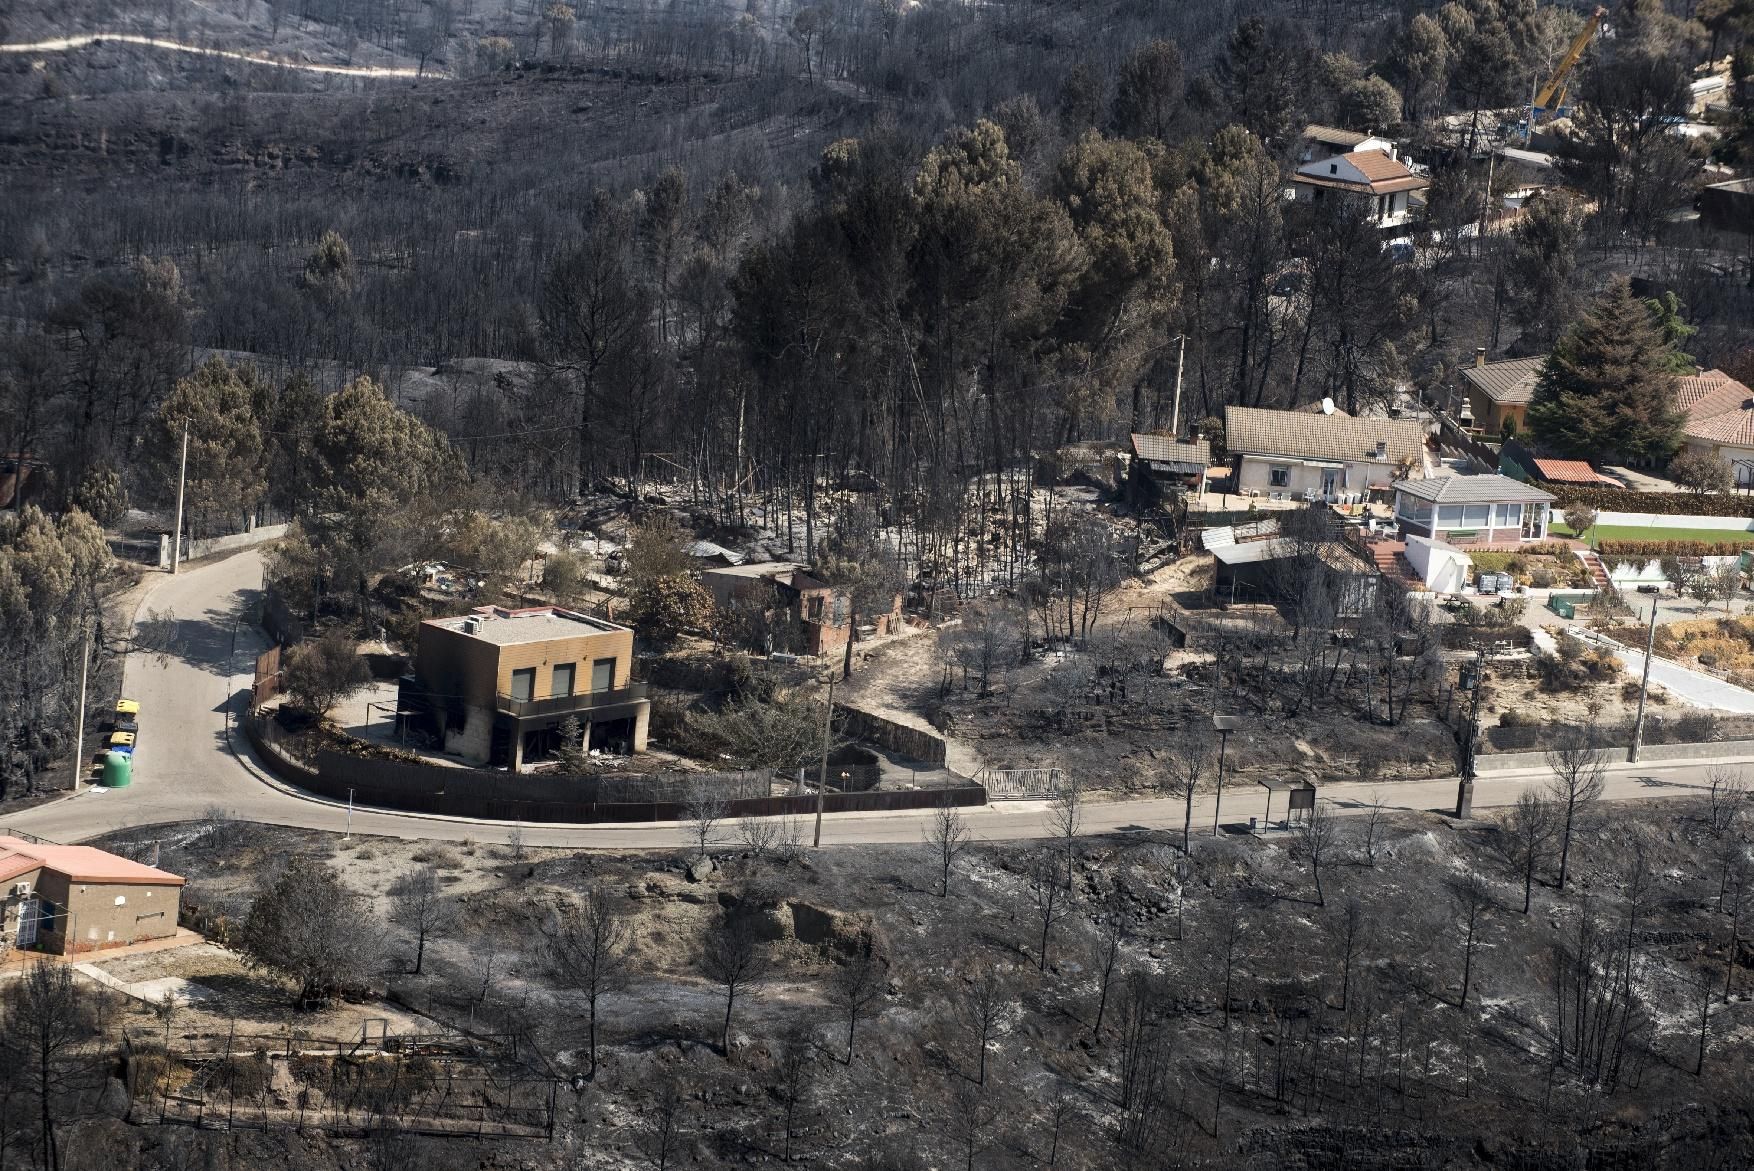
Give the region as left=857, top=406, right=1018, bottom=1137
left=1593, top=511, right=1754, bottom=531
left=1404, top=535, right=1472, bottom=593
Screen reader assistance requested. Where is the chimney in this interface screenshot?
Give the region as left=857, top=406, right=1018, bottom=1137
left=1474, top=347, right=1487, bottom=368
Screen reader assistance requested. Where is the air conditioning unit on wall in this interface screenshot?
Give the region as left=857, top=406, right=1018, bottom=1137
left=12, top=881, right=31, bottom=897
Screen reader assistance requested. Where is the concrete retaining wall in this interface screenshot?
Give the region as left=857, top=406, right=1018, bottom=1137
left=1475, top=737, right=1754, bottom=773
left=835, top=705, right=948, bottom=766
left=159, top=523, right=289, bottom=568
left=1595, top=512, right=1754, bottom=531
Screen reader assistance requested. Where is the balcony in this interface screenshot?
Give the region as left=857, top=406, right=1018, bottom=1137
left=496, top=682, right=648, bottom=719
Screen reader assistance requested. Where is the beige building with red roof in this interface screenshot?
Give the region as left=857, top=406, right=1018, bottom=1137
left=1675, top=370, right=1754, bottom=486
left=0, top=835, right=184, bottom=955
left=1290, top=149, right=1429, bottom=229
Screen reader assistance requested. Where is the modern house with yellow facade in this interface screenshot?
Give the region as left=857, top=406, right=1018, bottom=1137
left=401, top=605, right=649, bottom=769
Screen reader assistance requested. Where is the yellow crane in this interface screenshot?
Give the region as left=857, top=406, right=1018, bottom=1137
left=1533, top=6, right=1607, bottom=119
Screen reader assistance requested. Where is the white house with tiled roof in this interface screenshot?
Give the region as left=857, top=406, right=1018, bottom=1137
left=1226, top=405, right=1426, bottom=504
left=1393, top=474, right=1556, bottom=545
left=1675, top=369, right=1754, bottom=486
left=1290, top=148, right=1429, bottom=228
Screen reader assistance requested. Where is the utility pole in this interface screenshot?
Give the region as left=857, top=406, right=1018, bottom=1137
left=1456, top=649, right=1485, bottom=818
left=70, top=619, right=91, bottom=791
left=813, top=671, right=837, bottom=848
left=1629, top=598, right=1660, bottom=762
left=170, top=418, right=189, bottom=575
left=1170, top=333, right=1187, bottom=437
left=344, top=787, right=355, bottom=840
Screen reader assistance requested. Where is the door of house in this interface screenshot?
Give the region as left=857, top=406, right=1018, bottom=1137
left=591, top=658, right=616, bottom=693
left=15, top=897, right=38, bottom=947
left=1521, top=506, right=1538, bottom=539
left=1320, top=469, right=1340, bottom=499
left=509, top=668, right=535, bottom=702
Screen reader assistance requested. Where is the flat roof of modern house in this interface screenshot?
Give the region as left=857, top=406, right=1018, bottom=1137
left=1211, top=537, right=1373, bottom=574
left=0, top=836, right=185, bottom=887
left=427, top=605, right=630, bottom=645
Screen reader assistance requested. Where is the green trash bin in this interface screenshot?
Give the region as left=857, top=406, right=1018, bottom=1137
left=101, top=750, right=132, bottom=788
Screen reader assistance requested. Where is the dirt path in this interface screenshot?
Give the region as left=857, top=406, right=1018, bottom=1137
left=839, top=627, right=986, bottom=777
left=0, top=34, right=440, bottom=77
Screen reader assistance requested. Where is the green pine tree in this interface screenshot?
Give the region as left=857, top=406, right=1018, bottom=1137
left=1526, top=279, right=1685, bottom=462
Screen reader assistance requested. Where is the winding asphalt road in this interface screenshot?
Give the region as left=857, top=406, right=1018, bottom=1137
left=2, top=551, right=1749, bottom=851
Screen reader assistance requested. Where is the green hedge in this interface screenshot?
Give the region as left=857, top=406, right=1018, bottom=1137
left=1545, top=485, right=1754, bottom=517
left=1596, top=538, right=1754, bottom=556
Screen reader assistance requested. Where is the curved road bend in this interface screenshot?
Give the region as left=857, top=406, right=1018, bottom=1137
left=3, top=550, right=1749, bottom=850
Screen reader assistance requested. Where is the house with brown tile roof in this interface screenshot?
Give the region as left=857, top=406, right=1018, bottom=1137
left=1674, top=370, right=1754, bottom=486
left=1225, top=405, right=1426, bottom=503
left=1290, top=149, right=1429, bottom=228
left=0, top=835, right=184, bottom=955
left=1300, top=124, right=1396, bottom=164
left=1456, top=351, right=1545, bottom=435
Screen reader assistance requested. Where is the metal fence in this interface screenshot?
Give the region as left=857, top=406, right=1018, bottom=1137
left=980, top=767, right=1064, bottom=799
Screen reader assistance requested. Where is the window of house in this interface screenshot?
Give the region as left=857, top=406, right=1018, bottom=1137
left=1436, top=505, right=1465, bottom=527
left=1493, top=503, right=1521, bottom=527
left=1462, top=504, right=1492, bottom=527
left=552, top=662, right=576, bottom=697
left=591, top=658, right=616, bottom=693
left=1398, top=496, right=1432, bottom=521
left=1329, top=163, right=1338, bottom=174
left=1269, top=465, right=1291, bottom=487
left=509, top=668, right=535, bottom=702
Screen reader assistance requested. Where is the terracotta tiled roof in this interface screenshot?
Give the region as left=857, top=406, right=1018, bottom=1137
left=1669, top=375, right=1739, bottom=415
left=1460, top=356, right=1545, bottom=404
left=1294, top=150, right=1429, bottom=195
left=1675, top=370, right=1754, bottom=447
left=1225, top=406, right=1425, bottom=466
left=0, top=836, right=184, bottom=887
left=1531, top=458, right=1614, bottom=485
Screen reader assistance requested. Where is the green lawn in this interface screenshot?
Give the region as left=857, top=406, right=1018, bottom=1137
left=1550, top=522, right=1754, bottom=545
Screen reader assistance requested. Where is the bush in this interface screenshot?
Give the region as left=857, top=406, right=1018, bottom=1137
left=1547, top=486, right=1754, bottom=518
left=1534, top=632, right=1622, bottom=692
left=1598, top=538, right=1754, bottom=557
left=282, top=631, right=371, bottom=718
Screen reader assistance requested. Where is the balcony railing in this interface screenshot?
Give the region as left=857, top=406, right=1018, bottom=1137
left=496, top=682, right=648, bottom=719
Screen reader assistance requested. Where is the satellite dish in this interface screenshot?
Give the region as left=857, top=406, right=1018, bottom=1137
left=1320, top=397, right=1336, bottom=415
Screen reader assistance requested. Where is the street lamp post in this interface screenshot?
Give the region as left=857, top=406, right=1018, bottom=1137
left=1212, top=714, right=1241, bottom=836
left=1455, top=650, right=1485, bottom=818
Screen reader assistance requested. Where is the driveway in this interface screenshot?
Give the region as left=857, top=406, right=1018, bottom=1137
left=1579, top=630, right=1754, bottom=713
left=3, top=551, right=1751, bottom=851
